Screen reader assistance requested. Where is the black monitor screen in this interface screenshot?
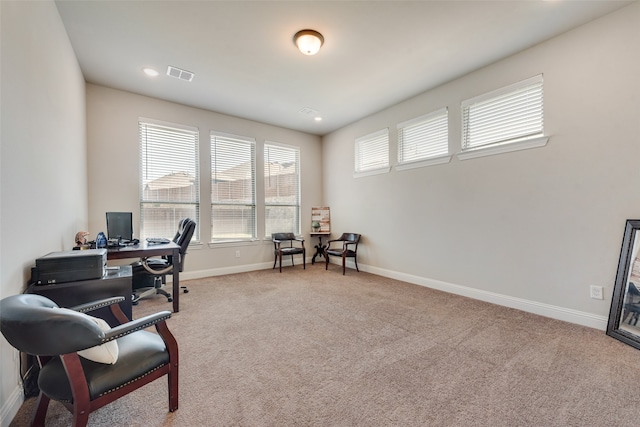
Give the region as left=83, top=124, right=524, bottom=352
left=106, top=212, right=133, bottom=241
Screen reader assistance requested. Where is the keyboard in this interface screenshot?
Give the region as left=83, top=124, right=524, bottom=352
left=146, top=237, right=171, bottom=244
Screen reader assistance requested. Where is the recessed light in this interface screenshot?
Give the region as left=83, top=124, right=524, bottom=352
left=143, top=68, right=159, bottom=77
left=314, top=117, right=322, bottom=122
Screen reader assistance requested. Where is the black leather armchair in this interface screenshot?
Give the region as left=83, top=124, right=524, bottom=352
left=325, top=233, right=361, bottom=275
left=132, top=218, right=196, bottom=303
left=0, top=294, right=178, bottom=427
left=272, top=232, right=306, bottom=272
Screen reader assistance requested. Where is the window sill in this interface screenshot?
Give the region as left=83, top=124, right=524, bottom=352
left=457, top=136, right=549, bottom=161
left=396, top=154, right=451, bottom=171
left=353, top=166, right=391, bottom=178
left=208, top=239, right=259, bottom=249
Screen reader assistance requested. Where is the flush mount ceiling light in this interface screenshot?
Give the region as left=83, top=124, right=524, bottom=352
left=293, top=29, right=324, bottom=55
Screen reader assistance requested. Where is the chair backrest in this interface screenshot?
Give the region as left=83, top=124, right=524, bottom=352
left=173, top=218, right=196, bottom=271
left=0, top=294, right=105, bottom=356
left=272, top=232, right=297, bottom=242
left=340, top=233, right=361, bottom=248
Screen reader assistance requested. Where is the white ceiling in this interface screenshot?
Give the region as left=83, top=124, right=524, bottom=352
left=54, top=0, right=633, bottom=136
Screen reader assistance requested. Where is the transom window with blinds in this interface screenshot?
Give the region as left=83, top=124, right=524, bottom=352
left=462, top=74, right=544, bottom=151
left=354, top=128, right=390, bottom=176
left=139, top=119, right=199, bottom=241
left=264, top=142, right=300, bottom=237
left=397, top=107, right=449, bottom=168
left=210, top=132, right=256, bottom=242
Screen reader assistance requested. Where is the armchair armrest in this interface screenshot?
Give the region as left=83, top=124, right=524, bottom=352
left=103, top=311, right=172, bottom=343
left=68, top=297, right=125, bottom=314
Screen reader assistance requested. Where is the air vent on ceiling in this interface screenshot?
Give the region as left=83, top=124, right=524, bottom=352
left=167, top=66, right=194, bottom=82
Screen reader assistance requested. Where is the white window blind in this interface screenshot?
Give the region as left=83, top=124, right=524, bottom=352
left=210, top=132, right=256, bottom=242
left=462, top=74, right=543, bottom=150
left=264, top=143, right=300, bottom=237
left=355, top=128, right=389, bottom=175
left=139, top=119, right=199, bottom=241
left=398, top=108, right=448, bottom=164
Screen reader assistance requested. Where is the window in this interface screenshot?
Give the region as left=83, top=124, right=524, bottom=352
left=210, top=132, right=256, bottom=242
left=397, top=108, right=449, bottom=170
left=354, top=128, right=390, bottom=177
left=139, top=119, right=199, bottom=241
left=264, top=142, right=300, bottom=237
left=460, top=74, right=546, bottom=160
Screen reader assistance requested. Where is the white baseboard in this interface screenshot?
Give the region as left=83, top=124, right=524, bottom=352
left=1, top=385, right=23, bottom=427
left=178, top=259, right=608, bottom=331
left=362, top=264, right=608, bottom=331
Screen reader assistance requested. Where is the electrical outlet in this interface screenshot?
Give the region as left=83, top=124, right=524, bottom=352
left=590, top=285, right=604, bottom=300
left=235, top=250, right=240, bottom=258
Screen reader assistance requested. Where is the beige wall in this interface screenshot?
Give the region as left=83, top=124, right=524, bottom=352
left=322, top=2, right=640, bottom=326
left=86, top=84, right=322, bottom=275
left=0, top=1, right=87, bottom=424
left=2, top=0, right=639, bottom=424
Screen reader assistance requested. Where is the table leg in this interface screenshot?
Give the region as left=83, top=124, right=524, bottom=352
left=311, top=236, right=326, bottom=264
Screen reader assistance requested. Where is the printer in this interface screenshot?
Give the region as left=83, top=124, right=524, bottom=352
left=32, top=249, right=107, bottom=285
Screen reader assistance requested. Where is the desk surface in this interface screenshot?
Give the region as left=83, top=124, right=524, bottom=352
left=107, top=241, right=181, bottom=312
left=106, top=241, right=180, bottom=260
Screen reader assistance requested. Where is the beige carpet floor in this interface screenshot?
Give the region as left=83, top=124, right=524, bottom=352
left=9, top=263, right=640, bottom=426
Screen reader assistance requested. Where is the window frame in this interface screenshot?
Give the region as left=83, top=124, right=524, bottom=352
left=264, top=141, right=301, bottom=238
left=209, top=131, right=257, bottom=244
left=396, top=107, right=450, bottom=171
left=458, top=74, right=548, bottom=161
left=138, top=117, right=200, bottom=242
left=354, top=128, right=390, bottom=178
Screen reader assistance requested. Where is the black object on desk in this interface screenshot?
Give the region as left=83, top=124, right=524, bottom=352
left=26, top=266, right=132, bottom=327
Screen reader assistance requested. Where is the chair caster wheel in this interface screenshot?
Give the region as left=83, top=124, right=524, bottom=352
left=183, top=289, right=189, bottom=293
left=167, top=297, right=173, bottom=302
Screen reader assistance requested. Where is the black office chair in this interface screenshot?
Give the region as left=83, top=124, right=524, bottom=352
left=0, top=294, right=178, bottom=427
left=272, top=232, right=306, bottom=272
left=325, top=233, right=361, bottom=275
left=131, top=218, right=196, bottom=304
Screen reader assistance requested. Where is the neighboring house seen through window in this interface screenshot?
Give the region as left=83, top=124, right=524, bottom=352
left=264, top=142, right=300, bottom=237
left=139, top=119, right=200, bottom=241
left=210, top=132, right=256, bottom=242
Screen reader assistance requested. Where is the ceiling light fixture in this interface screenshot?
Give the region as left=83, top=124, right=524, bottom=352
left=293, top=29, right=324, bottom=55
left=143, top=67, right=159, bottom=77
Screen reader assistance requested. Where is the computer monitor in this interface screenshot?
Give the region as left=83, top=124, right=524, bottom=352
left=106, top=212, right=133, bottom=241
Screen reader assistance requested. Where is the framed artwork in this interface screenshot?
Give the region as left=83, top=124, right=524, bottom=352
left=311, top=207, right=331, bottom=233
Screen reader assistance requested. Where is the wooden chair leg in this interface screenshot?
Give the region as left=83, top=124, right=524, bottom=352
left=273, top=254, right=277, bottom=270
left=72, top=409, right=90, bottom=427
left=303, top=250, right=306, bottom=269
left=32, top=392, right=50, bottom=427
left=354, top=256, right=359, bottom=272
left=279, top=251, right=283, bottom=272
left=342, top=254, right=346, bottom=275
left=168, top=368, right=179, bottom=412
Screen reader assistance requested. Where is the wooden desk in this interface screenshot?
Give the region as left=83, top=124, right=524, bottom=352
left=27, top=266, right=132, bottom=327
left=107, top=241, right=182, bottom=313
